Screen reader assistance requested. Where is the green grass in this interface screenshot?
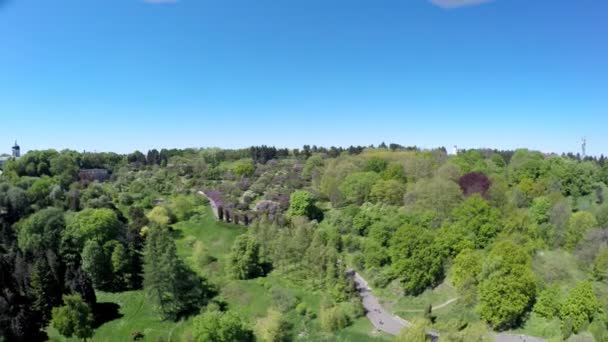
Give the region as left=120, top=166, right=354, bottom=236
left=47, top=290, right=194, bottom=342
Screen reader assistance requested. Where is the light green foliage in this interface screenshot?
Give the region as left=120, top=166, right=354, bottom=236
left=478, top=239, right=537, bottom=330
left=382, top=162, right=407, bottom=182
left=530, top=196, right=552, bottom=224
left=565, top=211, right=598, bottom=249
left=560, top=281, right=601, bottom=338
left=390, top=224, right=444, bottom=295
left=170, top=194, right=200, bottom=221
left=234, top=160, right=256, bottom=177
left=395, top=318, right=430, bottom=342
left=593, top=248, right=608, bottom=281
left=364, top=157, right=388, bottom=173
left=451, top=249, right=482, bottom=305
left=64, top=208, right=121, bottom=248
left=339, top=171, right=381, bottom=205
left=320, top=306, right=350, bottom=332
left=453, top=150, right=487, bottom=174
left=509, top=149, right=547, bottom=184
left=255, top=309, right=292, bottom=342
left=229, top=234, right=264, bottom=280
left=16, top=207, right=65, bottom=254
left=26, top=176, right=54, bottom=207
left=51, top=294, right=94, bottom=340
left=146, top=206, right=174, bottom=227
left=451, top=195, right=502, bottom=249
left=370, top=179, right=407, bottom=205
left=533, top=285, right=562, bottom=319
left=404, top=177, right=462, bottom=219
left=287, top=190, right=317, bottom=219
left=193, top=310, right=253, bottom=342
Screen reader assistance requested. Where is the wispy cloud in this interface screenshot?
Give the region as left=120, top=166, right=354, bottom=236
left=429, top=0, right=492, bottom=9
left=143, top=0, right=178, bottom=4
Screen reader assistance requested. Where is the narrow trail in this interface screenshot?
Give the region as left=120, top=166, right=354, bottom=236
left=399, top=297, right=459, bottom=312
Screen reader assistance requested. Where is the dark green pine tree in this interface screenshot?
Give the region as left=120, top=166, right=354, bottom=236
left=144, top=224, right=206, bottom=320
left=30, top=257, right=62, bottom=322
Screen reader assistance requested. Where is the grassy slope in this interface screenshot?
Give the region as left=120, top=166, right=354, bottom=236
left=49, top=205, right=390, bottom=341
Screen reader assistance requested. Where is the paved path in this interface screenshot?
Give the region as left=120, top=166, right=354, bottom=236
left=352, top=272, right=407, bottom=336
left=351, top=272, right=544, bottom=342
left=494, top=334, right=546, bottom=342
left=197, top=191, right=219, bottom=219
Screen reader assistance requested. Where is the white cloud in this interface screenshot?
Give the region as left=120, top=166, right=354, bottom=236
left=429, top=0, right=492, bottom=9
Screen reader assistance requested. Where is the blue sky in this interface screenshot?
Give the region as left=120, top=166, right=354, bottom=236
left=0, top=0, right=606, bottom=154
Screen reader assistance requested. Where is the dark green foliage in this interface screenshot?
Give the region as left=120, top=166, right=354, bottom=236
left=30, top=256, right=63, bottom=322
left=16, top=207, right=65, bottom=254
left=143, top=225, right=208, bottom=320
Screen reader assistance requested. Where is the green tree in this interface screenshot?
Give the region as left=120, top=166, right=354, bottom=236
left=448, top=195, right=502, bottom=251
left=530, top=196, right=552, bottom=224
left=30, top=257, right=62, bottom=321
left=533, top=285, right=561, bottom=319
left=404, top=178, right=463, bottom=219
left=192, top=310, right=253, bottom=342
left=339, top=171, right=381, bottom=205
left=229, top=235, right=264, bottom=280
left=64, top=208, right=121, bottom=248
left=146, top=206, right=174, bottom=227
left=565, top=211, right=597, bottom=250
left=255, top=309, right=292, bottom=342
left=319, top=306, right=350, bottom=332
left=51, top=294, right=94, bottom=341
left=381, top=162, right=407, bottom=182
left=234, top=161, right=255, bottom=177
left=395, top=318, right=430, bottom=342
left=287, top=190, right=319, bottom=220
left=451, top=249, right=482, bottom=305
left=390, top=224, right=444, bottom=295
left=560, top=281, right=601, bottom=338
left=16, top=207, right=65, bottom=254
left=143, top=224, right=206, bottom=320
left=477, top=240, right=536, bottom=330
left=370, top=179, right=407, bottom=205
left=81, top=239, right=112, bottom=289
left=593, top=248, right=608, bottom=281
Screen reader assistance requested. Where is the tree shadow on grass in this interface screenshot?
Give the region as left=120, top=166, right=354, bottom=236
left=93, top=302, right=123, bottom=329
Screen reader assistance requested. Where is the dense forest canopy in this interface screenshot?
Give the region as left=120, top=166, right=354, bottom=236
left=1, top=144, right=608, bottom=341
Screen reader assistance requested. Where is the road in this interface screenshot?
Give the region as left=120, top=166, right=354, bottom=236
left=351, top=271, right=544, bottom=342
left=352, top=272, right=407, bottom=335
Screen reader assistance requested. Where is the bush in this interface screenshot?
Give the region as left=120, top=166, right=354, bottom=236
left=295, top=303, right=308, bottom=316
left=320, top=306, right=350, bottom=332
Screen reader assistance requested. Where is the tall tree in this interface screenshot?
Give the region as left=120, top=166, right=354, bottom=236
left=143, top=225, right=206, bottom=320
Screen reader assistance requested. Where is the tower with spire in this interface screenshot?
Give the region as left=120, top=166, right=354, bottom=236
left=12, top=141, right=20, bottom=158
left=581, top=137, right=586, bottom=160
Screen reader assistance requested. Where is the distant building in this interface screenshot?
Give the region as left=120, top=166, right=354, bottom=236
left=79, top=169, right=109, bottom=182
left=12, top=141, right=20, bottom=158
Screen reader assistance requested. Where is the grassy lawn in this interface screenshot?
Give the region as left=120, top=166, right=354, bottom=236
left=47, top=290, right=194, bottom=342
